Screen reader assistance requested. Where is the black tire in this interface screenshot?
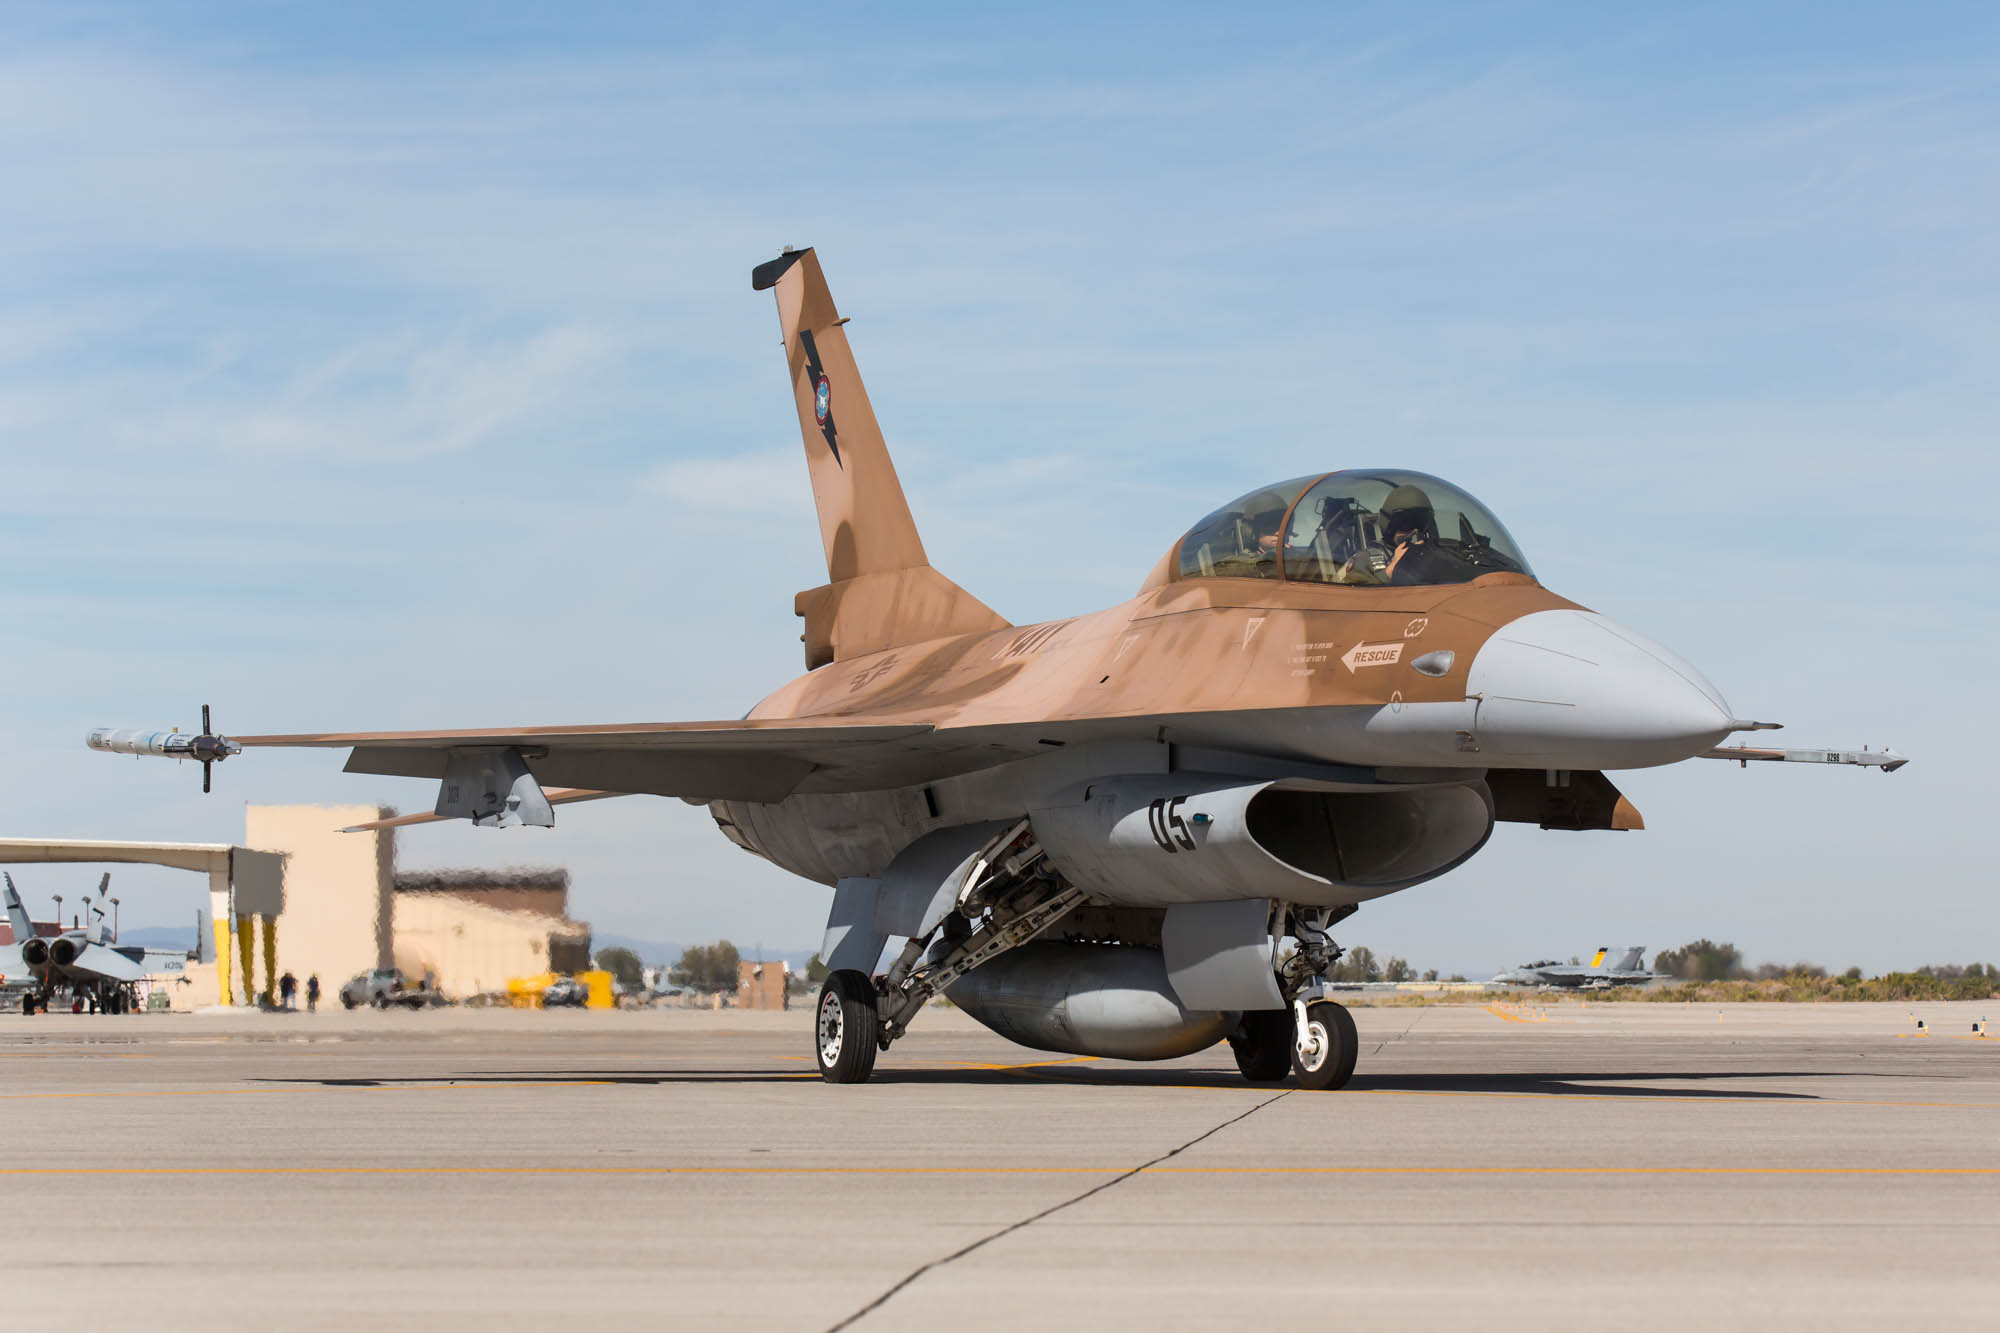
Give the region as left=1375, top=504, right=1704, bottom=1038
left=814, top=970, right=880, bottom=1084
left=341, top=995, right=357, bottom=1010
left=1229, top=1009, right=1293, bottom=1082
left=1291, top=1000, right=1358, bottom=1090
left=371, top=993, right=389, bottom=1010
left=21, top=994, right=33, bottom=1016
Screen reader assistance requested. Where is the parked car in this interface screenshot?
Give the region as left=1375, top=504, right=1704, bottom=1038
left=339, top=968, right=441, bottom=1009
left=541, top=976, right=587, bottom=1008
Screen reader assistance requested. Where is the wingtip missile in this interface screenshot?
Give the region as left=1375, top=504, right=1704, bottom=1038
left=87, top=704, right=241, bottom=792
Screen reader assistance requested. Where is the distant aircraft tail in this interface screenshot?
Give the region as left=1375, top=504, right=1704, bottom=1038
left=1589, top=947, right=1609, bottom=968
left=1615, top=946, right=1645, bottom=973
left=754, top=248, right=1009, bottom=668
left=3, top=874, right=32, bottom=942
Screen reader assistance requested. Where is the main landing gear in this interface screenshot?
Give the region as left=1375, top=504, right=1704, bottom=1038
left=815, top=970, right=880, bottom=1084
left=1228, top=1010, right=1293, bottom=1083
left=814, top=820, right=1080, bottom=1085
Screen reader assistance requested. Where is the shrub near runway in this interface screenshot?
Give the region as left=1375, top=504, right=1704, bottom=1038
left=1606, top=969, right=2000, bottom=1003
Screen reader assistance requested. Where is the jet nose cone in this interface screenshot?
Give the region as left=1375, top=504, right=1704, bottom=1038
left=1467, top=610, right=1734, bottom=769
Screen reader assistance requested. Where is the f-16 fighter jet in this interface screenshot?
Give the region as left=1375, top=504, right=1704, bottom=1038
left=1493, top=947, right=1654, bottom=989
left=91, top=248, right=1903, bottom=1087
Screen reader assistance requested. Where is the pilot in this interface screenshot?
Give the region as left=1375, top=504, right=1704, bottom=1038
left=1379, top=483, right=1464, bottom=585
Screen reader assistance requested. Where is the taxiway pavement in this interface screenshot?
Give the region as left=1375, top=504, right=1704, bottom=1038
left=3, top=1001, right=1995, bottom=1329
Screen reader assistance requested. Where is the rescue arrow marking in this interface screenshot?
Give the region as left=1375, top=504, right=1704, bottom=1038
left=1341, top=641, right=1403, bottom=672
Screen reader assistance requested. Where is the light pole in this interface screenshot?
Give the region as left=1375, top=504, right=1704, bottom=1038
left=52, top=894, right=63, bottom=932
left=110, top=897, right=120, bottom=940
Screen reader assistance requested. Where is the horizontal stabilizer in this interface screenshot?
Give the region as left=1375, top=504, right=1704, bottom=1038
left=64, top=943, right=146, bottom=984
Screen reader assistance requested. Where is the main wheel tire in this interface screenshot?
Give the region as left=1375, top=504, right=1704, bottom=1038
left=1291, top=1000, right=1358, bottom=1090
left=1229, top=1009, right=1293, bottom=1082
left=815, top=970, right=880, bottom=1084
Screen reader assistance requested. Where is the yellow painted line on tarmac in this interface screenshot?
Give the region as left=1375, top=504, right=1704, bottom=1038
left=0, top=1080, right=623, bottom=1100
left=0, top=1165, right=1996, bottom=1179
left=1353, top=1088, right=1994, bottom=1110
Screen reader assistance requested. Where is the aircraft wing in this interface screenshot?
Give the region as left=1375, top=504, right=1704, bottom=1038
left=102, top=708, right=1659, bottom=825
left=234, top=720, right=942, bottom=804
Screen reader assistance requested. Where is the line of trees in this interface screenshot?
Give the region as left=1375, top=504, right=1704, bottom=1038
left=1323, top=946, right=1463, bottom=983
left=670, top=940, right=741, bottom=993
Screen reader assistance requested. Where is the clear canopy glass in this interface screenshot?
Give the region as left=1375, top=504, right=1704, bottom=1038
left=1176, top=469, right=1532, bottom=587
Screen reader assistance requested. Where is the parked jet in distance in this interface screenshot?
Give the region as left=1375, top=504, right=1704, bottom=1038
left=1493, top=947, right=1654, bottom=989
left=2, top=872, right=207, bottom=1014
left=92, top=247, right=1904, bottom=1087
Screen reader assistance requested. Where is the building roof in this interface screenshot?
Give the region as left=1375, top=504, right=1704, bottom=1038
left=393, top=867, right=570, bottom=893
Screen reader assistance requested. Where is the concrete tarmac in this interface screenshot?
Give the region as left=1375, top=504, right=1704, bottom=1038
left=4, top=1000, right=1997, bottom=1330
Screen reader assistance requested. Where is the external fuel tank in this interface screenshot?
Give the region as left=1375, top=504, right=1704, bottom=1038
left=945, top=942, right=1230, bottom=1061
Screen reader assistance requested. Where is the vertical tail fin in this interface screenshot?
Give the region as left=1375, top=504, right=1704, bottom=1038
left=754, top=249, right=1007, bottom=668
left=1589, top=947, right=1609, bottom=968
left=755, top=247, right=927, bottom=582
left=1615, top=946, right=1645, bottom=972
left=3, top=874, right=34, bottom=943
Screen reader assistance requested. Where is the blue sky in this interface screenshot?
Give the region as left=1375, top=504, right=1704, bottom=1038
left=2, top=2, right=1993, bottom=972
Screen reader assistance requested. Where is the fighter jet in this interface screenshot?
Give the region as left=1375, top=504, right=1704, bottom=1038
left=90, top=247, right=1903, bottom=1087
left=1493, top=946, right=1654, bottom=989
left=3, top=872, right=157, bottom=1014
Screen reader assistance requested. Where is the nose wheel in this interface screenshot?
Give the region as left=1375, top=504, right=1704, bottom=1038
left=1291, top=998, right=1358, bottom=1090
left=815, top=970, right=881, bottom=1084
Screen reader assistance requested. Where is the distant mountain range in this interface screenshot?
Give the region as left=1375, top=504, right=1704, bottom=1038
left=109, top=925, right=198, bottom=951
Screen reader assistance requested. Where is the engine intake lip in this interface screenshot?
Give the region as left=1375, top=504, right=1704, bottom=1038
left=48, top=938, right=80, bottom=968
left=20, top=938, right=50, bottom=967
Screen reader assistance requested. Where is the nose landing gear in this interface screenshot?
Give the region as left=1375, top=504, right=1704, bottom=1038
left=1290, top=995, right=1359, bottom=1091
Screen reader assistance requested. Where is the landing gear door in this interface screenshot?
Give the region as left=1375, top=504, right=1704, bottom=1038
left=1162, top=899, right=1285, bottom=1012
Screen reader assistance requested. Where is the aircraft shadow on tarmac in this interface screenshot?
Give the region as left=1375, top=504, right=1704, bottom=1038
left=255, top=1068, right=1912, bottom=1100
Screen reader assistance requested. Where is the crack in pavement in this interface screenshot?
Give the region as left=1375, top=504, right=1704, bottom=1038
left=1373, top=1005, right=1428, bottom=1055
left=825, top=1089, right=1293, bottom=1332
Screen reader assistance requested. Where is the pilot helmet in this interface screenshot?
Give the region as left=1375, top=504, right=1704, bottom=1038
left=1381, top=483, right=1435, bottom=538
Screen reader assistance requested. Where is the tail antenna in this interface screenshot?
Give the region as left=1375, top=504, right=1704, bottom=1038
left=201, top=703, right=215, bottom=794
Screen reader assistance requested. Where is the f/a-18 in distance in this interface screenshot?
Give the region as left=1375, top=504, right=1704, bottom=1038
left=1, top=872, right=207, bottom=1014
left=92, top=247, right=1902, bottom=1088
left=1493, top=946, right=1654, bottom=989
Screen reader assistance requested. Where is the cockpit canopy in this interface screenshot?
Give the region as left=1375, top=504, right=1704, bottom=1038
left=1174, top=469, right=1533, bottom=587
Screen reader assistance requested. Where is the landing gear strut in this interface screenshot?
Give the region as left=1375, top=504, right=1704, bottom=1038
left=813, top=820, right=1085, bottom=1085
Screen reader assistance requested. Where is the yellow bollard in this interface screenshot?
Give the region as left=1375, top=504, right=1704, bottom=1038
left=260, top=917, right=278, bottom=1008
left=214, top=917, right=234, bottom=1006
left=237, top=917, right=256, bottom=1007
